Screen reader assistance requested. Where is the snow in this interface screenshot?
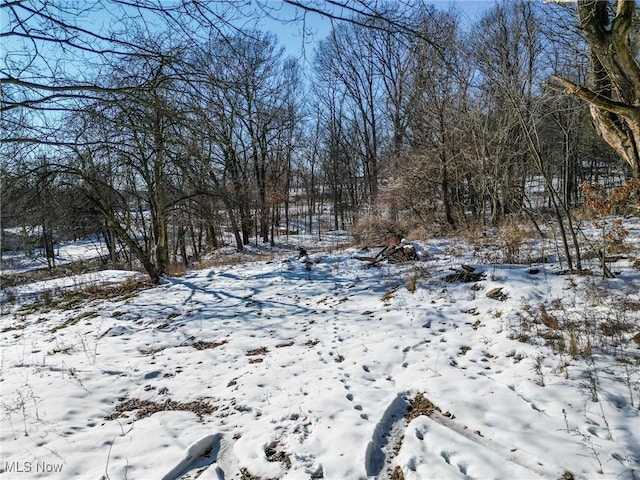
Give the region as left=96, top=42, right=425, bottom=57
left=3, top=270, right=143, bottom=302
left=1, top=238, right=109, bottom=274
left=1, top=232, right=639, bottom=479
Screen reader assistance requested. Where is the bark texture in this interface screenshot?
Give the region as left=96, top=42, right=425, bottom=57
left=550, top=0, right=640, bottom=177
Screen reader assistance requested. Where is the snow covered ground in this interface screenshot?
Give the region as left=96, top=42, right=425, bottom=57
left=1, top=238, right=109, bottom=274
left=1, top=233, right=639, bottom=479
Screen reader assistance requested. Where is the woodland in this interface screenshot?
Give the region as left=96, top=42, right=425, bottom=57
left=3, top=0, right=640, bottom=283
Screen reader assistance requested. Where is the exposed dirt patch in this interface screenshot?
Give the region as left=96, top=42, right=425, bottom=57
left=304, top=339, right=320, bottom=348
left=405, top=393, right=441, bottom=422
left=265, top=444, right=292, bottom=470
left=193, top=339, right=228, bottom=350
left=1, top=323, right=26, bottom=333
left=139, top=346, right=168, bottom=356
left=391, top=465, right=405, bottom=480
left=246, top=347, right=268, bottom=356
left=239, top=467, right=263, bottom=480
left=107, top=398, right=216, bottom=420
left=239, top=467, right=281, bottom=480
left=383, top=437, right=406, bottom=479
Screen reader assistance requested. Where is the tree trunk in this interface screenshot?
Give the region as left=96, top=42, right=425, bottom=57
left=550, top=0, right=640, bottom=177
left=42, top=222, right=55, bottom=270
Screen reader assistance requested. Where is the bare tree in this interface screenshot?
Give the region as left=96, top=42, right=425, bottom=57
left=314, top=21, right=384, bottom=199
left=406, top=7, right=472, bottom=227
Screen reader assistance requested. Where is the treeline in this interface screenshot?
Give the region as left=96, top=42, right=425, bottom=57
left=0, top=1, right=633, bottom=282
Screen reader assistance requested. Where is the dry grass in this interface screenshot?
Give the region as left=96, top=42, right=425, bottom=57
left=539, top=304, right=559, bottom=330
left=406, top=265, right=429, bottom=293
left=463, top=220, right=547, bottom=265
left=380, top=286, right=399, bottom=306
left=50, top=310, right=97, bottom=333
left=0, top=257, right=110, bottom=289
left=406, top=274, right=417, bottom=292
left=196, top=252, right=278, bottom=269
left=510, top=291, right=639, bottom=360
left=17, top=277, right=152, bottom=316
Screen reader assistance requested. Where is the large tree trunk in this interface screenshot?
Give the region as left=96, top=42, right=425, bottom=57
left=550, top=0, right=640, bottom=177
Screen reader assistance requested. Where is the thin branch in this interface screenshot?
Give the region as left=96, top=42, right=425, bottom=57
left=282, top=0, right=443, bottom=58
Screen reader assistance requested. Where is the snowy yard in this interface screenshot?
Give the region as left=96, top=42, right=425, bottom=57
left=1, top=234, right=639, bottom=479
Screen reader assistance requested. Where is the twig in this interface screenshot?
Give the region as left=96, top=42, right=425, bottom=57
left=104, top=434, right=117, bottom=480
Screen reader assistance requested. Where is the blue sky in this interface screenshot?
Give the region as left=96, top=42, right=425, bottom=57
left=258, top=1, right=495, bottom=60
left=1, top=0, right=494, bottom=85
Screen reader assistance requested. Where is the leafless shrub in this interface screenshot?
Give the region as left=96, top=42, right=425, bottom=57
left=532, top=354, right=545, bottom=386
left=351, top=215, right=402, bottom=246
left=466, top=220, right=544, bottom=265
left=406, top=274, right=417, bottom=292
left=166, top=262, right=187, bottom=277
left=538, top=304, right=559, bottom=330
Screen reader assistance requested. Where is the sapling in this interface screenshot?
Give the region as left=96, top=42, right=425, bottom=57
left=586, top=356, right=613, bottom=441
left=574, top=427, right=603, bottom=474
left=623, top=364, right=635, bottom=408
left=533, top=354, right=545, bottom=387
left=562, top=408, right=570, bottom=432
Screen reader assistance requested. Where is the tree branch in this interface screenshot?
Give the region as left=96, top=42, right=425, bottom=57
left=612, top=0, right=635, bottom=37
left=547, top=74, right=638, bottom=118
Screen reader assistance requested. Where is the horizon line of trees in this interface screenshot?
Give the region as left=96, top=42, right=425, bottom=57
left=1, top=0, right=637, bottom=282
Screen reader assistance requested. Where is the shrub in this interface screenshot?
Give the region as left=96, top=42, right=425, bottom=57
left=351, top=215, right=402, bottom=246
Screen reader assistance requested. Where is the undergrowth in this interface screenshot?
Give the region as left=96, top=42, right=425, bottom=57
left=15, top=277, right=152, bottom=314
